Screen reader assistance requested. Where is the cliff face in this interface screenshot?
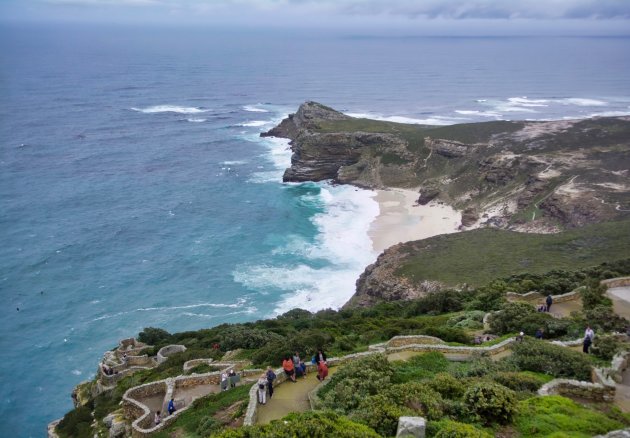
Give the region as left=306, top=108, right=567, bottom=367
left=265, top=102, right=630, bottom=232
left=264, top=102, right=630, bottom=308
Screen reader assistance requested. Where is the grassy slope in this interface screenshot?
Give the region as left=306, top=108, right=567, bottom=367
left=396, top=220, right=630, bottom=287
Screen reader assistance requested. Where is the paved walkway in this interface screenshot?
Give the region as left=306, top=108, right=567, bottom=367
left=607, top=286, right=630, bottom=412
left=256, top=369, right=337, bottom=425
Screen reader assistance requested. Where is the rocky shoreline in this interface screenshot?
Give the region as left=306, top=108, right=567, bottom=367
left=262, top=102, right=630, bottom=307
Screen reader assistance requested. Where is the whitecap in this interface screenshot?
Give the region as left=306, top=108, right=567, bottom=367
left=131, top=105, right=209, bottom=114
left=233, top=183, right=379, bottom=314
left=187, top=118, right=207, bottom=123
left=71, top=369, right=82, bottom=376
left=559, top=98, right=607, bottom=107
left=247, top=136, right=292, bottom=184
left=221, top=160, right=247, bottom=165
left=238, top=120, right=269, bottom=127
left=455, top=110, right=502, bottom=117
left=90, top=299, right=248, bottom=322
left=243, top=105, right=269, bottom=113
left=588, top=111, right=630, bottom=117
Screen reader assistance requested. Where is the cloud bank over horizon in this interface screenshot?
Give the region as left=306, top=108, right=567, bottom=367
left=2, top=0, right=629, bottom=34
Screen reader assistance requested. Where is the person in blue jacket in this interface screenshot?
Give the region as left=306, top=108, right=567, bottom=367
left=167, top=398, right=176, bottom=415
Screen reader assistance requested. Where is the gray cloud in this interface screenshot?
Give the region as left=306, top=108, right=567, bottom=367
left=36, top=0, right=630, bottom=19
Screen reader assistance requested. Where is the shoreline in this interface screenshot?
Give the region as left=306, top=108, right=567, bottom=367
left=368, top=188, right=463, bottom=253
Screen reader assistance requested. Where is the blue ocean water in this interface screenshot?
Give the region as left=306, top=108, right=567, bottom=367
left=1, top=25, right=629, bottom=436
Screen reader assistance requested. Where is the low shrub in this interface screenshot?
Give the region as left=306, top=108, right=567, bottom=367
left=352, top=394, right=414, bottom=436
left=320, top=354, right=393, bottom=413
left=138, top=327, right=172, bottom=346
left=463, top=381, right=518, bottom=425
left=591, top=336, right=626, bottom=361
left=427, top=373, right=466, bottom=399
left=213, top=411, right=380, bottom=437
left=491, top=371, right=547, bottom=393
left=489, top=302, right=569, bottom=338
left=56, top=404, right=93, bottom=438
left=382, top=382, right=445, bottom=419
left=218, top=326, right=284, bottom=351
left=195, top=416, right=221, bottom=436
left=510, top=338, right=592, bottom=381
left=514, top=395, right=625, bottom=437
left=392, top=352, right=451, bottom=383
left=430, top=420, right=493, bottom=438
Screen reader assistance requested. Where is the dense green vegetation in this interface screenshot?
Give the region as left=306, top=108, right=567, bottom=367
left=57, top=258, right=630, bottom=437
left=395, top=222, right=630, bottom=287
left=152, top=385, right=250, bottom=438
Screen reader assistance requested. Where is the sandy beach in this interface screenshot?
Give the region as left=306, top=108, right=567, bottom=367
left=369, top=188, right=463, bottom=253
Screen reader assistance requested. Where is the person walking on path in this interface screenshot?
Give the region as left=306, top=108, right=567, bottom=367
left=583, top=325, right=595, bottom=353
left=266, top=366, right=276, bottom=398
left=585, top=325, right=595, bottom=341
left=317, top=361, right=329, bottom=381
left=282, top=356, right=296, bottom=382
left=167, top=398, right=176, bottom=416
left=257, top=374, right=267, bottom=405
left=154, top=411, right=161, bottom=425
left=546, top=294, right=553, bottom=312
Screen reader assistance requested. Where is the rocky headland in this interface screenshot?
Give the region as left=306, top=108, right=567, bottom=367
left=264, top=102, right=630, bottom=307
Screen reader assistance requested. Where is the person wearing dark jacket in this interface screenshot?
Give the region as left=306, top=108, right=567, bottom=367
left=546, top=294, right=553, bottom=312
left=266, top=366, right=276, bottom=398
left=315, top=349, right=327, bottom=365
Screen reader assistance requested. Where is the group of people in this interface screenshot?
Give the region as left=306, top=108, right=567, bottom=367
left=256, top=349, right=329, bottom=405
left=221, top=369, right=238, bottom=390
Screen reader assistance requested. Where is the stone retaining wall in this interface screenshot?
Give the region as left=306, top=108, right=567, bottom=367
left=156, top=345, right=187, bottom=364
left=385, top=335, right=445, bottom=348
left=506, top=289, right=582, bottom=304
left=538, top=379, right=615, bottom=402
left=602, top=277, right=630, bottom=289
left=124, top=362, right=243, bottom=437
left=183, top=358, right=214, bottom=372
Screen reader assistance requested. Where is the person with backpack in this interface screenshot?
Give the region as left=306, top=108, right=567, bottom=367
left=266, top=366, right=276, bottom=398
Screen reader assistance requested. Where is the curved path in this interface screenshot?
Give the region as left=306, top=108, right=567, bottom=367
left=256, top=369, right=337, bottom=425
left=607, top=286, right=630, bottom=412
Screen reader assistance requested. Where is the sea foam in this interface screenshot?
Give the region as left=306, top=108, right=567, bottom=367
left=131, top=105, right=209, bottom=114
left=233, top=183, right=379, bottom=314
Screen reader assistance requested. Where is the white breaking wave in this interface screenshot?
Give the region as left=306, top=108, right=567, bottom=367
left=455, top=110, right=502, bottom=118
left=91, top=299, right=248, bottom=322
left=131, top=105, right=209, bottom=114
left=187, top=118, right=207, bottom=123
left=182, top=308, right=257, bottom=319
left=345, top=112, right=465, bottom=125
left=588, top=111, right=630, bottom=117
left=559, top=98, right=607, bottom=106
left=221, top=160, right=247, bottom=165
left=239, top=120, right=269, bottom=127
left=248, top=136, right=292, bottom=184
left=233, top=183, right=379, bottom=314
left=243, top=105, right=269, bottom=113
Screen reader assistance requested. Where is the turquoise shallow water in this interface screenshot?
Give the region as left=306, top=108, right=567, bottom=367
left=1, top=25, right=629, bottom=436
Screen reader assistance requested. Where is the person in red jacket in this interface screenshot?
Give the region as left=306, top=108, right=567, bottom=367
left=282, top=356, right=296, bottom=382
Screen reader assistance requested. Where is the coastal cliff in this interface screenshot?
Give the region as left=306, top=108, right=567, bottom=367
left=265, top=102, right=630, bottom=307
left=264, top=102, right=630, bottom=231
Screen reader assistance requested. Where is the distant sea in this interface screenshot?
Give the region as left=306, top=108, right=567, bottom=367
left=1, top=25, right=629, bottom=436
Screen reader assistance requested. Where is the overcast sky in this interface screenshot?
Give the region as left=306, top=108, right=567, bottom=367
left=1, top=0, right=630, bottom=35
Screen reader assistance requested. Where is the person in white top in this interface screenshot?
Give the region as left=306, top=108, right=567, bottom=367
left=585, top=326, right=595, bottom=340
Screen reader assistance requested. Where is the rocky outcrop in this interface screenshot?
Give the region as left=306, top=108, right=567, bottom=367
left=266, top=103, right=630, bottom=233
left=426, top=137, right=474, bottom=158
left=344, top=243, right=444, bottom=308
